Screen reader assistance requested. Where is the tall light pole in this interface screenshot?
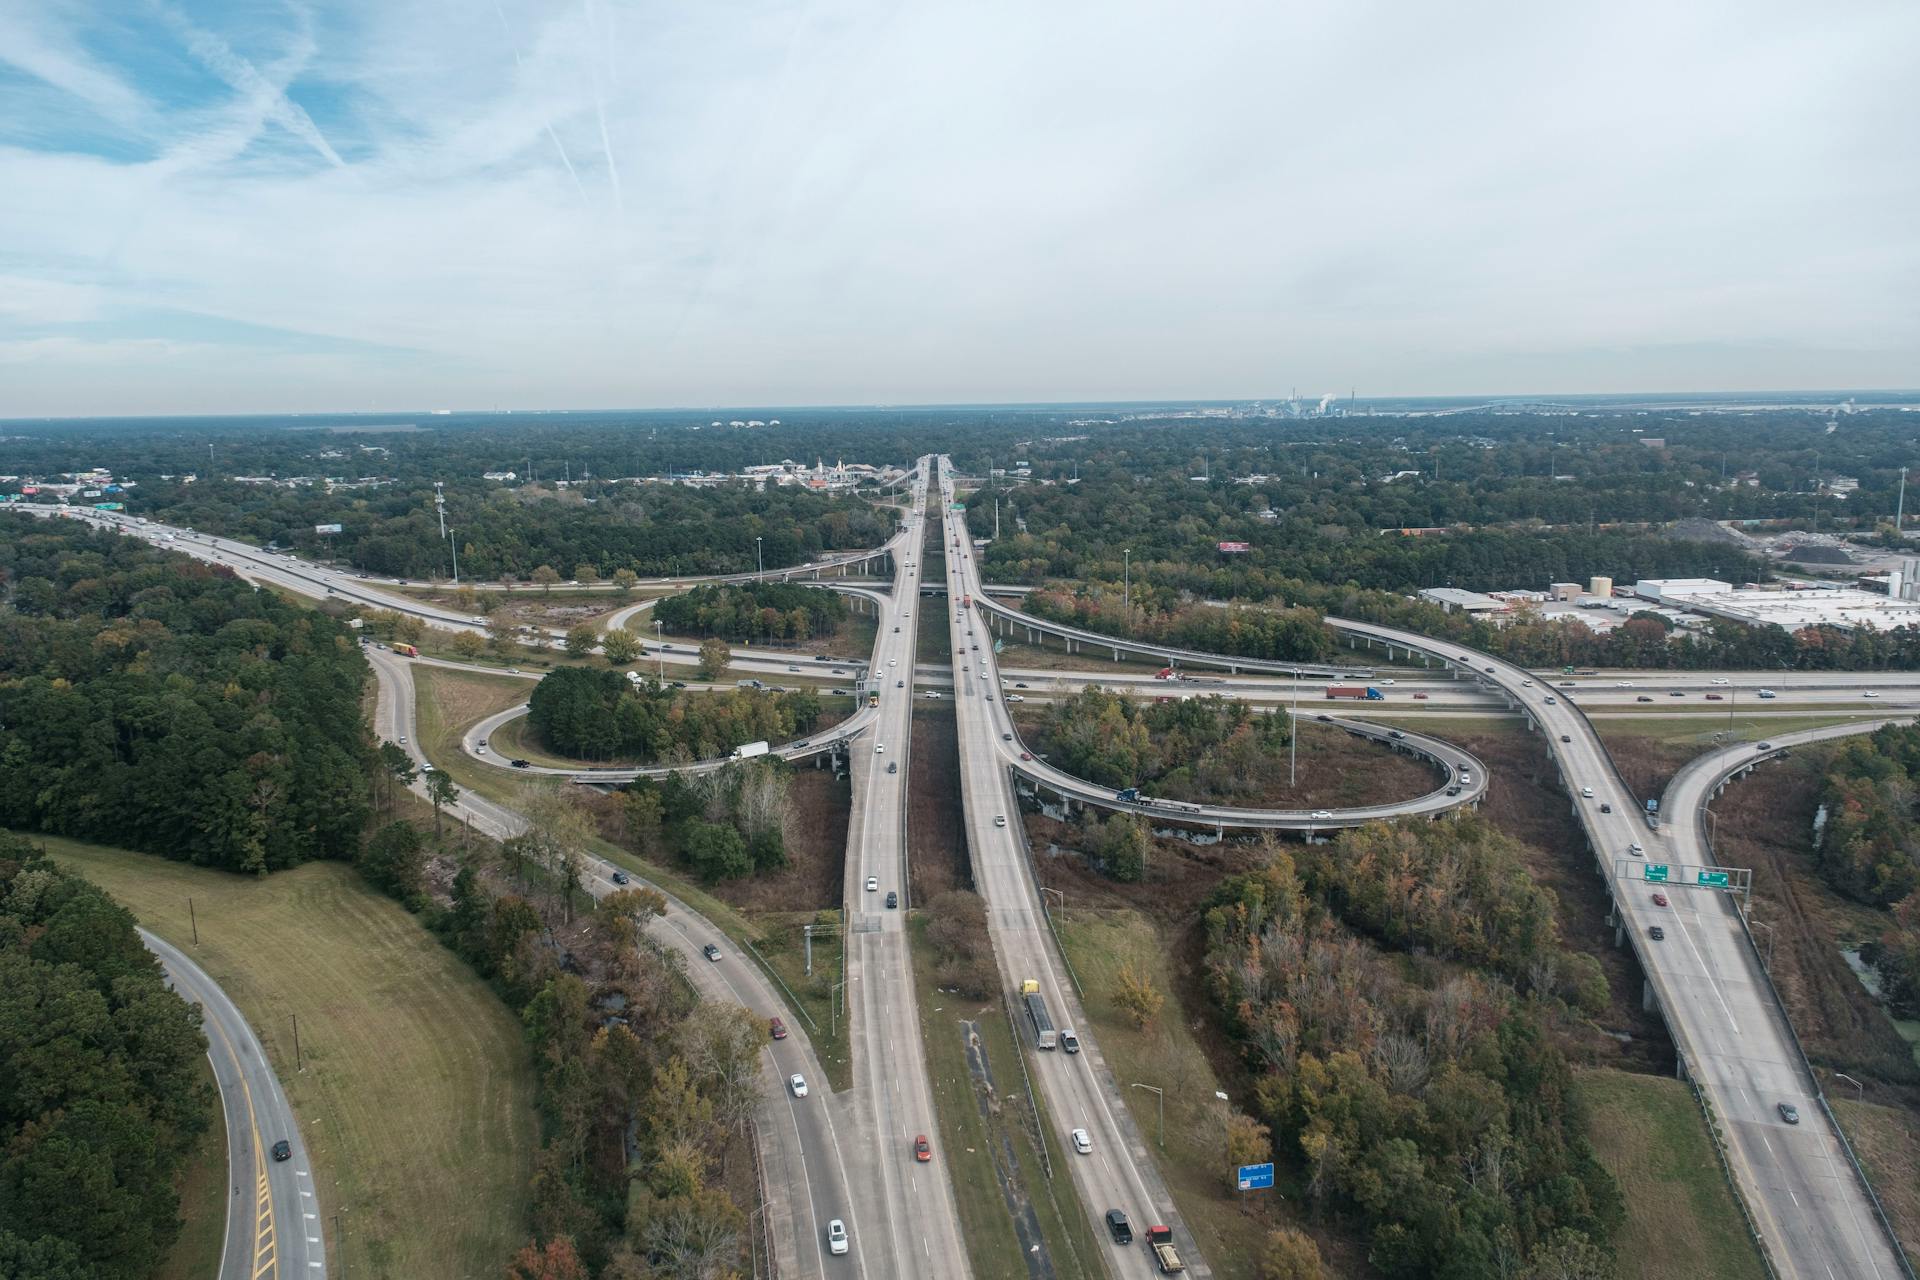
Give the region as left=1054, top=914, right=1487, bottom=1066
left=755, top=536, right=763, bottom=576
left=654, top=620, right=664, bottom=679
left=449, top=529, right=460, bottom=585
left=1131, top=1082, right=1164, bottom=1149
left=1123, top=549, right=1131, bottom=631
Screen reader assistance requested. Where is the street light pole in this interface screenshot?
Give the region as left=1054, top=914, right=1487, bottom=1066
left=1130, top=1082, right=1164, bottom=1148
left=1123, top=549, right=1131, bottom=631
left=654, top=620, right=664, bottom=679
left=755, top=536, right=763, bottom=576
left=1835, top=1072, right=1864, bottom=1101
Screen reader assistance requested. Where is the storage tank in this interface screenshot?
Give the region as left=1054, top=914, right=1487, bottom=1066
left=1589, top=575, right=1614, bottom=598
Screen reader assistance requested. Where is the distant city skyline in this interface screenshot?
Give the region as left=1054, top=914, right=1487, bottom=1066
left=2, top=0, right=1915, bottom=416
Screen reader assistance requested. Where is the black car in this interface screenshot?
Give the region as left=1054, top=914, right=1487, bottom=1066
left=1105, top=1209, right=1133, bottom=1245
left=886, top=891, right=898, bottom=909
left=1778, top=1102, right=1799, bottom=1124
left=1649, top=925, right=1665, bottom=941
left=511, top=759, right=531, bottom=769
left=1446, top=785, right=1462, bottom=796
left=702, top=944, right=722, bottom=962
left=271, top=1139, right=292, bottom=1162
left=610, top=870, right=629, bottom=885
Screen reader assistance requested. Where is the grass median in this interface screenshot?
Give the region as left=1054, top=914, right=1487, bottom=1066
left=41, top=835, right=537, bottom=1280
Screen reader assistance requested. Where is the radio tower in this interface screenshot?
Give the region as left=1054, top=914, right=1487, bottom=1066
left=434, top=482, right=447, bottom=540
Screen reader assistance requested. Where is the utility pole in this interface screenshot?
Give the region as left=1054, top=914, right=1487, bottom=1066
left=189, top=897, right=198, bottom=945
left=433, top=481, right=446, bottom=541
left=448, top=530, right=460, bottom=585
left=292, top=1013, right=302, bottom=1071
left=755, top=536, right=763, bottom=576
left=1898, top=468, right=1907, bottom=534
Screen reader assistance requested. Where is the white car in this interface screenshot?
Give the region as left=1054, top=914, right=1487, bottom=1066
left=994, top=815, right=1007, bottom=828
left=1007, top=694, right=1025, bottom=702
left=827, top=1220, right=848, bottom=1256
left=789, top=1074, right=808, bottom=1098
left=1071, top=1128, right=1092, bottom=1155
left=866, top=876, right=879, bottom=892
left=888, top=658, right=897, bottom=667
left=924, top=691, right=941, bottom=699
left=1711, top=677, right=1731, bottom=686
left=1581, top=787, right=1594, bottom=798
left=1864, top=691, right=1880, bottom=698
left=1378, top=678, right=1395, bottom=686
left=1311, top=809, right=1333, bottom=820
left=397, top=735, right=408, bottom=745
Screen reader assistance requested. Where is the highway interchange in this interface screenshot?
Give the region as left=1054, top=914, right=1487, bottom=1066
left=14, top=472, right=1919, bottom=1279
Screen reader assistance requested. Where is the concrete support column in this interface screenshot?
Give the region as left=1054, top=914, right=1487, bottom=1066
left=1112, top=647, right=1121, bottom=662
left=1643, top=979, right=1656, bottom=1013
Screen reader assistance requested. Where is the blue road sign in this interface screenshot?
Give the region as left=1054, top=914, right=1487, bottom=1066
left=1236, top=1162, right=1275, bottom=1191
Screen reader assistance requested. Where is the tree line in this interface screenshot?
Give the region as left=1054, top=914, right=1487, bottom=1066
left=652, top=581, right=849, bottom=645
left=0, top=833, right=212, bottom=1280
left=528, top=666, right=826, bottom=763
left=0, top=521, right=374, bottom=872
left=620, top=765, right=792, bottom=883
left=1202, top=821, right=1620, bottom=1278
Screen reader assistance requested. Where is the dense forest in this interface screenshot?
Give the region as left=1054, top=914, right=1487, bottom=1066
left=527, top=667, right=826, bottom=763
left=0, top=520, right=373, bottom=871
left=1032, top=686, right=1293, bottom=802
left=0, top=833, right=212, bottom=1280
left=1204, top=822, right=1619, bottom=1278
left=1816, top=726, right=1920, bottom=1018
left=652, top=581, right=849, bottom=645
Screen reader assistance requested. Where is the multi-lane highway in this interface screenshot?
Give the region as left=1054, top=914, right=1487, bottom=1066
left=1330, top=618, right=1908, bottom=1280
left=143, top=929, right=323, bottom=1280
left=838, top=461, right=972, bottom=1278
left=938, top=459, right=1210, bottom=1278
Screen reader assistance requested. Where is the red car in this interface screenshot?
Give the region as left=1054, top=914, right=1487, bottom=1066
left=769, top=1017, right=787, bottom=1041
left=1020, top=751, right=1032, bottom=761
left=1705, top=693, right=1724, bottom=701
left=1651, top=893, right=1669, bottom=907
left=1412, top=692, right=1429, bottom=700
left=913, top=1134, right=932, bottom=1163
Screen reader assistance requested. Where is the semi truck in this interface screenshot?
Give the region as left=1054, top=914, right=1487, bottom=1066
left=1020, top=979, right=1056, bottom=1049
left=729, top=741, right=770, bottom=761
left=1325, top=685, right=1384, bottom=700
left=393, top=643, right=419, bottom=657
left=961, top=594, right=972, bottom=609
left=1154, top=667, right=1221, bottom=684
left=1145, top=1225, right=1186, bottom=1274
left=1115, top=786, right=1141, bottom=802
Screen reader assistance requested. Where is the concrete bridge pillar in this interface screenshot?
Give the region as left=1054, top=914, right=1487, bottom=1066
left=1643, top=979, right=1656, bottom=1013
left=1112, top=647, right=1121, bottom=662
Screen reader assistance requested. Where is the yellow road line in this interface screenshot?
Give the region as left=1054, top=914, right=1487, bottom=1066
left=167, top=963, right=282, bottom=1279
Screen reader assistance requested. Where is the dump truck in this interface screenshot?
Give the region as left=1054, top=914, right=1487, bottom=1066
left=1020, top=979, right=1056, bottom=1049
left=1324, top=685, right=1384, bottom=700
left=729, top=741, right=770, bottom=761
left=1145, top=1225, right=1185, bottom=1274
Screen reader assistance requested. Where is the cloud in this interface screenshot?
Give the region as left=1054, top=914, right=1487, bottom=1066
left=0, top=0, right=1917, bottom=415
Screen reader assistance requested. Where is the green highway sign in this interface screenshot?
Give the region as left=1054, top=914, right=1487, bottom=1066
left=1645, top=865, right=1671, bottom=883
left=1697, top=871, right=1730, bottom=887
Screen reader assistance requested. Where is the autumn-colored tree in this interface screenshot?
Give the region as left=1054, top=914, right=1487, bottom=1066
left=503, top=1234, right=586, bottom=1280
left=600, top=627, right=641, bottom=665
left=697, top=636, right=730, bottom=681
left=450, top=630, right=486, bottom=661
left=564, top=623, right=598, bottom=658
left=612, top=568, right=639, bottom=594
left=1113, top=960, right=1165, bottom=1030
left=1258, top=1227, right=1323, bottom=1280
left=531, top=564, right=561, bottom=593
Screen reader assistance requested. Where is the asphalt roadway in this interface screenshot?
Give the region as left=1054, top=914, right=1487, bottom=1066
left=366, top=645, right=866, bottom=1278
left=1331, top=618, right=1909, bottom=1280
left=142, top=928, right=323, bottom=1280
left=939, top=461, right=1210, bottom=1278
left=838, top=461, right=973, bottom=1278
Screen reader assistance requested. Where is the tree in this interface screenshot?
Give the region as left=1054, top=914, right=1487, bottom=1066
left=1113, top=960, right=1165, bottom=1030
left=504, top=1234, right=587, bottom=1280
left=1259, top=1228, right=1324, bottom=1280
left=425, top=768, right=459, bottom=837
left=685, top=820, right=751, bottom=882
left=564, top=623, right=598, bottom=658
left=623, top=785, right=665, bottom=852
left=612, top=568, right=639, bottom=594
left=642, top=1184, right=744, bottom=1280
left=487, top=613, right=520, bottom=658
left=520, top=787, right=594, bottom=924
left=1223, top=1111, right=1272, bottom=1190
left=378, top=741, right=416, bottom=810
left=600, top=627, right=640, bottom=666
left=1098, top=813, right=1149, bottom=882
left=571, top=563, right=599, bottom=584
left=450, top=630, right=486, bottom=661
left=697, top=636, right=730, bottom=681
left=531, top=564, right=561, bottom=594
left=679, top=1003, right=765, bottom=1138
left=359, top=820, right=427, bottom=901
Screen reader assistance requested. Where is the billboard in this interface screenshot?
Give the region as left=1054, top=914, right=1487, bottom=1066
left=1236, top=1162, right=1275, bottom=1191
left=92, top=502, right=125, bottom=511
left=1217, top=540, right=1251, bottom=554
left=314, top=522, right=343, bottom=535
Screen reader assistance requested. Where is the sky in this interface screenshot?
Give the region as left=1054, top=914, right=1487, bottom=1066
left=0, top=0, right=1915, bottom=416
